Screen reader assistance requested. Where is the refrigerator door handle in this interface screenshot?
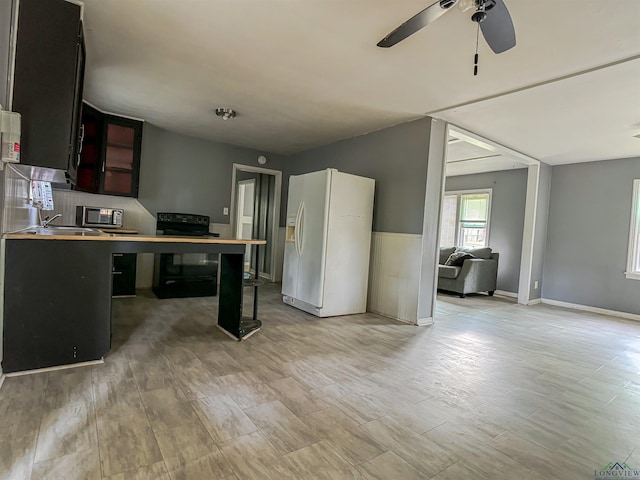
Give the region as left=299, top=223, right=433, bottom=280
left=294, top=202, right=303, bottom=256
left=298, top=203, right=305, bottom=254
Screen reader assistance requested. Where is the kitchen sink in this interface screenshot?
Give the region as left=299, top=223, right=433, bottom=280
left=23, top=226, right=106, bottom=236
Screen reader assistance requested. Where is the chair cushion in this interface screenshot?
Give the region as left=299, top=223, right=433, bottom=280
left=455, top=246, right=492, bottom=259
left=445, top=252, right=475, bottom=266
left=439, top=247, right=456, bottom=265
left=439, top=265, right=461, bottom=279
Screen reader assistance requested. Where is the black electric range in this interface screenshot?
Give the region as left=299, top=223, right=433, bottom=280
left=152, top=212, right=219, bottom=299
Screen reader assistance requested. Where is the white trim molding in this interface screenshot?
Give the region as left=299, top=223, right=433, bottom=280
left=495, top=290, right=518, bottom=298
left=4, top=358, right=104, bottom=377
left=541, top=298, right=640, bottom=323
left=518, top=164, right=540, bottom=305
left=417, top=317, right=434, bottom=326
left=230, top=163, right=282, bottom=282
left=625, top=179, right=640, bottom=280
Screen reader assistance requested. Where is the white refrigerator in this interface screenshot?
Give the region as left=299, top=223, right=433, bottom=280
left=282, top=169, right=375, bottom=317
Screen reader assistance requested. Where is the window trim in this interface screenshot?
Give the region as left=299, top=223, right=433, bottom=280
left=625, top=179, right=640, bottom=280
left=441, top=188, right=493, bottom=248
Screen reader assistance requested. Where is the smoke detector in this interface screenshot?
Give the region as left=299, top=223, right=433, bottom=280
left=215, top=108, right=237, bottom=120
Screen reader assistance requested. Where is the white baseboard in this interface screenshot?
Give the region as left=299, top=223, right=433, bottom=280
left=527, top=298, right=542, bottom=305
left=541, top=298, right=640, bottom=323
left=368, top=308, right=414, bottom=325
left=416, top=317, right=434, bottom=326
left=495, top=290, right=518, bottom=298
left=4, top=359, right=104, bottom=377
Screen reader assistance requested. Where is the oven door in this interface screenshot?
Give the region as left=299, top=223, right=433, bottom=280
left=163, top=253, right=218, bottom=277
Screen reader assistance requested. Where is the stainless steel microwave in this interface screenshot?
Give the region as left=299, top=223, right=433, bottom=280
left=76, top=206, right=123, bottom=228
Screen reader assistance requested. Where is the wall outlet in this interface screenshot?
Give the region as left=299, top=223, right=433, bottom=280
left=223, top=207, right=229, bottom=216
left=534, top=280, right=539, bottom=289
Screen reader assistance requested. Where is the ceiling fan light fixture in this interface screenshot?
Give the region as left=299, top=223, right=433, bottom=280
left=215, top=108, right=237, bottom=120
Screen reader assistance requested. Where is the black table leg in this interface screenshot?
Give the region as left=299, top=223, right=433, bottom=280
left=218, top=252, right=243, bottom=339
left=239, top=244, right=262, bottom=339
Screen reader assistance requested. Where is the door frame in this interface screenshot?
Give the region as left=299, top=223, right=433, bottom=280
left=230, top=163, right=282, bottom=281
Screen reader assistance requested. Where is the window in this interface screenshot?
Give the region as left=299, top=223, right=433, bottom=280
left=440, top=190, right=492, bottom=248
left=626, top=179, right=640, bottom=280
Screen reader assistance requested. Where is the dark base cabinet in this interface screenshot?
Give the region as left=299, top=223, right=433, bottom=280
left=2, top=240, right=112, bottom=373
left=112, top=253, right=136, bottom=297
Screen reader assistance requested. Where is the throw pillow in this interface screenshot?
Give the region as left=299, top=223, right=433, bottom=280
left=445, top=252, right=475, bottom=266
left=439, top=247, right=456, bottom=265
left=455, top=246, right=492, bottom=259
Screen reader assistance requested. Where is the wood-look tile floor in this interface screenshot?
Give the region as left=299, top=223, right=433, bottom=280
left=1, top=285, right=639, bottom=479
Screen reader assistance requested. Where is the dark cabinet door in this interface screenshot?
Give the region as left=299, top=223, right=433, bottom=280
left=12, top=0, right=84, bottom=174
left=112, top=253, right=137, bottom=296
left=2, top=240, right=112, bottom=373
left=76, top=103, right=103, bottom=192
left=100, top=116, right=143, bottom=197
left=76, top=104, right=143, bottom=197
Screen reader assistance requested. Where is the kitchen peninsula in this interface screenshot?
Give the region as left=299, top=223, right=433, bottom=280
left=2, top=232, right=266, bottom=373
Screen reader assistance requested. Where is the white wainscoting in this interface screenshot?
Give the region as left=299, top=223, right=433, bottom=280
left=210, top=222, right=232, bottom=238
left=368, top=232, right=423, bottom=324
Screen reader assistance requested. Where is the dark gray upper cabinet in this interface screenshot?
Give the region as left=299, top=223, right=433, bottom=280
left=77, top=103, right=143, bottom=197
left=12, top=0, right=85, bottom=183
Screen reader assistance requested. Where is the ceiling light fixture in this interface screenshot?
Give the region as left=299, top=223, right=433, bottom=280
left=215, top=108, right=237, bottom=120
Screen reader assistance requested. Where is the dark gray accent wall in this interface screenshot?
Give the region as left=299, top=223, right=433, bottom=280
left=543, top=157, right=640, bottom=315
left=445, top=168, right=527, bottom=293
left=138, top=124, right=285, bottom=223
left=285, top=118, right=432, bottom=234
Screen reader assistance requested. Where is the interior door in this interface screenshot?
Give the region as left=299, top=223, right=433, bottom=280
left=294, top=170, right=331, bottom=307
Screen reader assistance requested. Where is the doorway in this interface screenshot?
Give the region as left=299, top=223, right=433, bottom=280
left=230, top=164, right=282, bottom=282
left=434, top=124, right=538, bottom=318
left=235, top=179, right=256, bottom=270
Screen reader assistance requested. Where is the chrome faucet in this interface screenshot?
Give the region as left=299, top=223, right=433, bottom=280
left=41, top=213, right=62, bottom=228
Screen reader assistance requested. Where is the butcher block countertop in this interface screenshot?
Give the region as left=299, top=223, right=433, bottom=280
left=4, top=232, right=266, bottom=244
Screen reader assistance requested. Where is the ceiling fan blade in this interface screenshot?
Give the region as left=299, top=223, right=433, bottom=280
left=479, top=0, right=516, bottom=53
left=377, top=0, right=457, bottom=48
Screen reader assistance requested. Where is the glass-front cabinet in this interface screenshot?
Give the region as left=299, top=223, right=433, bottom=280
left=77, top=103, right=143, bottom=197
left=102, top=118, right=141, bottom=196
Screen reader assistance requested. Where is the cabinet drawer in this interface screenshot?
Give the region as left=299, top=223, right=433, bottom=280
left=112, top=253, right=136, bottom=296
left=113, top=252, right=136, bottom=271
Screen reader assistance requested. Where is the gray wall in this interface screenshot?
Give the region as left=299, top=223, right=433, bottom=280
left=285, top=118, right=432, bottom=234
left=445, top=168, right=528, bottom=294
left=542, top=157, right=640, bottom=315
left=138, top=124, right=285, bottom=224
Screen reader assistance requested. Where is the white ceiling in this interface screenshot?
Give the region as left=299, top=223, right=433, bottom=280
left=80, top=0, right=640, bottom=163
left=445, top=127, right=530, bottom=176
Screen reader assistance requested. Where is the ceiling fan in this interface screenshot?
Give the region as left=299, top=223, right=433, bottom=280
left=377, top=0, right=516, bottom=75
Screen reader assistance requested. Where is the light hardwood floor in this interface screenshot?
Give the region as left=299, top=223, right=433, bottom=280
left=1, top=285, right=639, bottom=479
